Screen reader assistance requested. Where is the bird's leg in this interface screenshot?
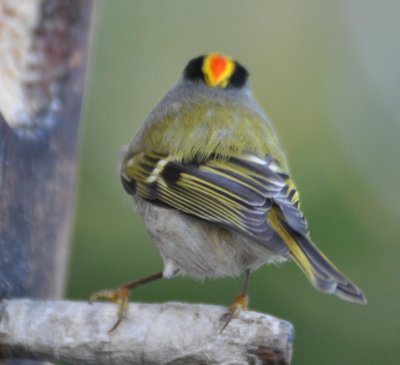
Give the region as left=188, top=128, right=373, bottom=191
left=90, top=271, right=163, bottom=332
left=220, top=269, right=250, bottom=332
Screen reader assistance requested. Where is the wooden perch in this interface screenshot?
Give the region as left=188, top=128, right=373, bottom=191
left=0, top=299, right=294, bottom=365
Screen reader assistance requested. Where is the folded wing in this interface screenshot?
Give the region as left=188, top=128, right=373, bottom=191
left=121, top=152, right=308, bottom=255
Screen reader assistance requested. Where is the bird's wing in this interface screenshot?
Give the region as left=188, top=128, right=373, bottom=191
left=121, top=152, right=308, bottom=255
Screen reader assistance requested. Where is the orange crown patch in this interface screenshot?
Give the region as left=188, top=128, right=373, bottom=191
left=202, top=53, right=235, bottom=88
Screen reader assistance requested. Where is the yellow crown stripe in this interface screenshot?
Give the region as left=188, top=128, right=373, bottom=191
left=202, top=54, right=236, bottom=88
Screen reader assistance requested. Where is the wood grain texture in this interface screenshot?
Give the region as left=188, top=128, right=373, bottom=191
left=0, top=1, right=94, bottom=364
left=0, top=0, right=93, bottom=300
left=0, top=299, right=295, bottom=365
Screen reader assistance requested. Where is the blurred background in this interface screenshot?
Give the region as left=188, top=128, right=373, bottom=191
left=67, top=1, right=400, bottom=364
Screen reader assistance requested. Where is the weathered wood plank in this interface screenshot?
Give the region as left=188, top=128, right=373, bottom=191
left=0, top=299, right=295, bottom=365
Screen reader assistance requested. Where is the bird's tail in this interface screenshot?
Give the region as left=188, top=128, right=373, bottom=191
left=269, top=209, right=367, bottom=304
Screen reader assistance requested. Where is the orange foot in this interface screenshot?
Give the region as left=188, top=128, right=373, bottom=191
left=90, top=287, right=130, bottom=332
left=220, top=293, right=249, bottom=333
left=89, top=271, right=164, bottom=332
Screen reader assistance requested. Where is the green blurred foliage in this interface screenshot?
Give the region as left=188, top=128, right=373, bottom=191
left=67, top=1, right=400, bottom=363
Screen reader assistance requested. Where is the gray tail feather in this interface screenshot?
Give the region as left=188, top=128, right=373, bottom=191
left=292, top=228, right=367, bottom=304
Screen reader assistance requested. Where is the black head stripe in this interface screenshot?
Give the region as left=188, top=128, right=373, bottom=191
left=229, top=61, right=249, bottom=88
left=183, top=55, right=205, bottom=82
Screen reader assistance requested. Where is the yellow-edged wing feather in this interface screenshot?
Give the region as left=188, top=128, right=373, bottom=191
left=121, top=151, right=366, bottom=304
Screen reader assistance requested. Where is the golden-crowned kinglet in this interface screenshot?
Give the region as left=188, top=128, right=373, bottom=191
left=92, top=53, right=367, bottom=331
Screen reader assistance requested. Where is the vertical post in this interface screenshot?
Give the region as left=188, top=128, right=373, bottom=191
left=0, top=0, right=94, bottom=363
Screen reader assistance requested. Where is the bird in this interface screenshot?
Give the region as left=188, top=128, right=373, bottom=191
left=91, top=53, right=367, bottom=331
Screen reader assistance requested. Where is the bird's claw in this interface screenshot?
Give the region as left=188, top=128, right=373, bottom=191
left=219, top=293, right=248, bottom=333
left=89, top=288, right=130, bottom=332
